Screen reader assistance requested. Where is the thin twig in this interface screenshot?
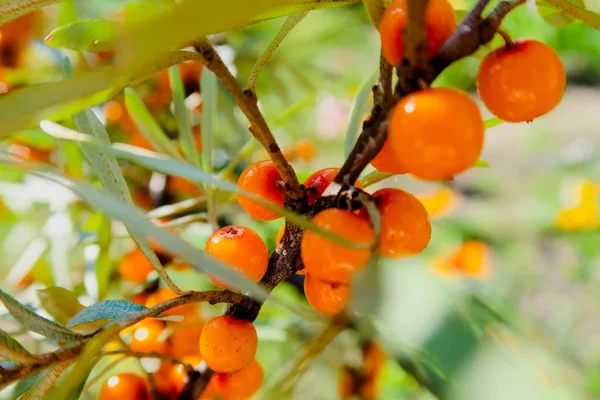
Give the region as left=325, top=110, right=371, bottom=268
left=193, top=39, right=304, bottom=202
left=405, top=0, right=430, bottom=71
left=247, top=12, right=308, bottom=93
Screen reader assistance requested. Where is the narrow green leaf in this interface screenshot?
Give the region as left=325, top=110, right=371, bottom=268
left=67, top=301, right=149, bottom=328
left=0, top=328, right=35, bottom=364
left=84, top=213, right=113, bottom=300
left=359, top=170, right=394, bottom=188
left=345, top=68, right=378, bottom=157
left=20, top=360, right=72, bottom=400
left=168, top=66, right=201, bottom=167
left=9, top=369, right=47, bottom=399
left=37, top=287, right=85, bottom=326
left=40, top=122, right=371, bottom=250
left=484, top=117, right=504, bottom=129
left=0, top=288, right=83, bottom=342
left=201, top=70, right=218, bottom=229
left=0, top=0, right=61, bottom=26
left=473, top=159, right=490, bottom=168
left=538, top=0, right=600, bottom=29
left=124, top=88, right=184, bottom=161
left=45, top=20, right=117, bottom=52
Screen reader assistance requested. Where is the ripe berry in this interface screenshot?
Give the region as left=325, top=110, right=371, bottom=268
left=387, top=87, right=484, bottom=181
left=170, top=356, right=203, bottom=393
left=129, top=319, right=169, bottom=354
left=99, top=373, right=149, bottom=400
left=237, top=161, right=285, bottom=220
left=433, top=240, right=490, bottom=279
left=304, top=168, right=362, bottom=206
left=204, top=226, right=268, bottom=289
left=477, top=39, right=566, bottom=122
left=304, top=275, right=350, bottom=315
left=200, top=316, right=258, bottom=373
left=169, top=323, right=204, bottom=359
left=370, top=137, right=407, bottom=175
left=372, top=188, right=431, bottom=257
left=145, top=287, right=197, bottom=316
left=301, top=208, right=374, bottom=284
left=120, top=248, right=154, bottom=284
left=294, top=138, right=317, bottom=161
left=215, top=358, right=264, bottom=400
left=379, top=0, right=456, bottom=66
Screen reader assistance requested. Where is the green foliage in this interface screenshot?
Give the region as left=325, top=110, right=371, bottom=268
left=0, top=328, right=34, bottom=364
left=37, top=287, right=85, bottom=325
left=45, top=20, right=116, bottom=52
left=67, top=300, right=149, bottom=329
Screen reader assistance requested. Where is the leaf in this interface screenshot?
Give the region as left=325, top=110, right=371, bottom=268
left=484, top=117, right=504, bottom=129
left=201, top=70, right=218, bottom=229
left=40, top=122, right=371, bottom=250
left=124, top=88, right=184, bottom=161
left=473, top=159, right=490, bottom=168
left=9, top=369, right=47, bottom=399
left=363, top=0, right=385, bottom=26
left=67, top=301, right=149, bottom=329
left=0, top=328, right=35, bottom=364
left=0, top=288, right=83, bottom=342
left=0, top=0, right=61, bottom=26
left=37, top=287, right=85, bottom=326
left=345, top=68, right=378, bottom=157
left=0, top=51, right=202, bottom=137
left=538, top=0, right=600, bottom=29
left=20, top=360, right=72, bottom=400
left=45, top=20, right=117, bottom=52
left=169, top=66, right=200, bottom=167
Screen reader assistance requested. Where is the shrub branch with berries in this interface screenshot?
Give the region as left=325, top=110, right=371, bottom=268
left=0, top=0, right=591, bottom=398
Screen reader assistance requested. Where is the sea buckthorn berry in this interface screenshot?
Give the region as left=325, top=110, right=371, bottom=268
left=170, top=356, right=203, bottom=393
left=433, top=240, right=491, bottom=279
left=204, top=226, right=268, bottom=289
left=295, top=138, right=317, bottom=161
left=120, top=248, right=154, bottom=284
left=372, top=188, right=431, bottom=257
left=130, top=319, right=169, bottom=354
left=370, top=138, right=407, bottom=175
left=200, top=316, right=258, bottom=373
left=379, top=0, right=456, bottom=66
left=304, top=275, right=351, bottom=315
left=169, top=321, right=203, bottom=359
left=99, top=373, right=149, bottom=400
left=477, top=39, right=566, bottom=122
left=145, top=287, right=197, bottom=316
left=237, top=161, right=285, bottom=220
left=215, top=359, right=264, bottom=400
left=304, top=168, right=363, bottom=206
left=387, top=87, right=484, bottom=181
left=301, top=208, right=374, bottom=284
left=275, top=224, right=285, bottom=246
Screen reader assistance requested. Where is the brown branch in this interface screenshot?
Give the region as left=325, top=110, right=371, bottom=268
left=193, top=38, right=304, bottom=202
left=405, top=0, right=430, bottom=71
left=177, top=368, right=215, bottom=400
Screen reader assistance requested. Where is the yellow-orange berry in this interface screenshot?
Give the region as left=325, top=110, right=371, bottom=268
left=214, top=358, right=264, bottom=400
left=304, top=275, right=350, bottom=315
left=295, top=138, right=316, bottom=161
left=120, top=248, right=154, bottom=284
left=301, top=209, right=374, bottom=284
left=169, top=322, right=203, bottom=359
left=372, top=188, right=431, bottom=257
left=99, top=373, right=149, bottom=400
left=477, top=39, right=565, bottom=122
left=379, top=0, right=456, bottom=66
left=200, top=316, right=258, bottom=373
left=237, top=161, right=285, bottom=220
left=370, top=137, right=407, bottom=175
left=387, top=87, right=484, bottom=181
left=170, top=356, right=203, bottom=394
left=204, top=226, right=268, bottom=289
left=129, top=319, right=169, bottom=354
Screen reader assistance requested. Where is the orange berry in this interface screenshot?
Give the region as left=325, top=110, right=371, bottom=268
left=237, top=161, right=285, bottom=220
left=477, top=39, right=565, bottom=122
left=120, top=248, right=154, bottom=284
left=379, top=0, right=456, bottom=65
left=170, top=356, right=203, bottom=393
left=432, top=240, right=491, bottom=279
left=304, top=275, right=350, bottom=315
left=372, top=188, right=431, bottom=257
left=200, top=316, right=258, bottom=373
left=169, top=323, right=204, bottom=359
left=130, top=319, right=169, bottom=354
left=204, top=226, right=268, bottom=289
left=214, top=358, right=264, bottom=400
left=104, top=100, right=124, bottom=124
left=304, top=168, right=363, bottom=206
left=275, top=224, right=285, bottom=246
left=154, top=361, right=176, bottom=398
left=166, top=175, right=201, bottom=196
left=99, top=373, right=149, bottom=400
left=145, top=288, right=197, bottom=316
left=295, top=138, right=316, bottom=161
left=301, top=209, right=374, bottom=284
left=130, top=292, right=148, bottom=306
left=370, top=136, right=407, bottom=174
left=387, top=87, right=484, bottom=181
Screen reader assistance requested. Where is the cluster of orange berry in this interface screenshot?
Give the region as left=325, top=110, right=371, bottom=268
left=236, top=162, right=431, bottom=315
left=374, top=0, right=565, bottom=179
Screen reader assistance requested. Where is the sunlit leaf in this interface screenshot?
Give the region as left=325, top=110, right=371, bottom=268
left=537, top=0, right=600, bottom=28
left=169, top=66, right=200, bottom=166
left=37, top=287, right=85, bottom=326
left=484, top=117, right=504, bottom=129
left=9, top=369, right=47, bottom=399
left=67, top=301, right=149, bottom=329
left=0, top=0, right=61, bottom=26
left=345, top=68, right=377, bottom=157
left=20, top=360, right=72, bottom=400
left=0, top=288, right=83, bottom=342
left=45, top=20, right=117, bottom=52
left=473, top=159, right=490, bottom=168
left=0, top=328, right=35, bottom=364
